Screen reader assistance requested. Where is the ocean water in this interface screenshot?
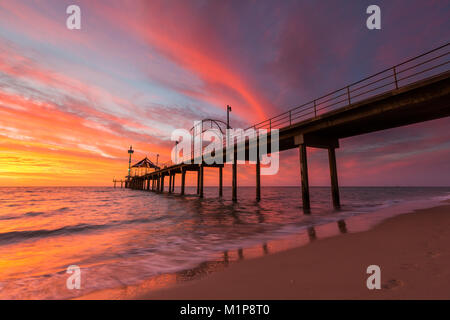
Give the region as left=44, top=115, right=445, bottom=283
left=0, top=186, right=449, bottom=299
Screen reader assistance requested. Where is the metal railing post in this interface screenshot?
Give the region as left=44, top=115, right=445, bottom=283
left=346, top=86, right=351, bottom=105
left=314, top=100, right=317, bottom=117
left=393, top=66, right=399, bottom=89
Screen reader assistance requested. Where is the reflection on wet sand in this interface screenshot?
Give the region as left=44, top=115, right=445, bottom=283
left=148, top=220, right=350, bottom=291
left=80, top=217, right=356, bottom=299
left=175, top=242, right=272, bottom=284
left=337, top=219, right=348, bottom=234
left=307, top=226, right=317, bottom=241
left=149, top=220, right=352, bottom=289
left=79, top=215, right=386, bottom=300
left=262, top=242, right=269, bottom=255
left=147, top=219, right=351, bottom=296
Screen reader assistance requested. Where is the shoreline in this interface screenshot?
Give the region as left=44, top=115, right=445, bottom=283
left=78, top=198, right=450, bottom=299
left=133, top=200, right=450, bottom=300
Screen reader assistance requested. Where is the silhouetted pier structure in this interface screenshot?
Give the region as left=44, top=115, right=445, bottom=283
left=122, top=44, right=450, bottom=212
left=113, top=179, right=126, bottom=188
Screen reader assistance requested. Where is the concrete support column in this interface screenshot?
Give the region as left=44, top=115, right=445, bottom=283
left=299, top=144, right=310, bottom=212
left=172, top=174, right=176, bottom=192
left=181, top=169, right=186, bottom=195
left=168, top=173, right=172, bottom=194
left=328, top=147, right=341, bottom=209
left=232, top=146, right=237, bottom=202
left=199, top=165, right=204, bottom=198
left=196, top=167, right=200, bottom=195
left=256, top=140, right=261, bottom=201
left=161, top=174, right=165, bottom=192
left=219, top=166, right=223, bottom=197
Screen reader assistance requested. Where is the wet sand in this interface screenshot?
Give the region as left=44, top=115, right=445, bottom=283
left=137, top=202, right=450, bottom=299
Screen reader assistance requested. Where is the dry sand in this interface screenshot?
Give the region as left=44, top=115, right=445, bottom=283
left=137, top=202, right=450, bottom=300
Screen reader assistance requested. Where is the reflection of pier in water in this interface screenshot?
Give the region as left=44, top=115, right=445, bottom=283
left=174, top=219, right=348, bottom=283
left=174, top=242, right=271, bottom=282
left=308, top=219, right=347, bottom=241
left=109, top=219, right=352, bottom=297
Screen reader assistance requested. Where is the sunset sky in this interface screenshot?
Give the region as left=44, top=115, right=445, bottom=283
left=0, top=0, right=449, bottom=187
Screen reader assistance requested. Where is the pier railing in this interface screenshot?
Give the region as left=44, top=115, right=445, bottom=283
left=247, top=43, right=450, bottom=132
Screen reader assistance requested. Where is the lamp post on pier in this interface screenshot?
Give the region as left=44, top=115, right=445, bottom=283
left=226, top=105, right=232, bottom=145
left=127, top=145, right=134, bottom=180
left=227, top=105, right=237, bottom=202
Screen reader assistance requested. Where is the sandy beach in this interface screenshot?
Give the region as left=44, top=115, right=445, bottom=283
left=136, top=201, right=450, bottom=300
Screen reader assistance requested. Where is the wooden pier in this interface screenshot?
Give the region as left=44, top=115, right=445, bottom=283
left=121, top=44, right=450, bottom=212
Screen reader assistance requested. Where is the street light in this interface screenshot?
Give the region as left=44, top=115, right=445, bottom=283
left=227, top=105, right=232, bottom=146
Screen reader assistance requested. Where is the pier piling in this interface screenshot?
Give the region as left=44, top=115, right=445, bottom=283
left=181, top=168, right=186, bottom=195
left=219, top=166, right=223, bottom=197
left=328, top=147, right=340, bottom=209
left=199, top=165, right=204, bottom=198
left=256, top=139, right=261, bottom=201
left=232, top=145, right=237, bottom=202
left=196, top=167, right=200, bottom=195
left=299, top=144, right=311, bottom=212
left=168, top=172, right=172, bottom=194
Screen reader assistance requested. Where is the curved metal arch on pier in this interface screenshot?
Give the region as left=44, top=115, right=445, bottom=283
left=190, top=119, right=230, bottom=134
